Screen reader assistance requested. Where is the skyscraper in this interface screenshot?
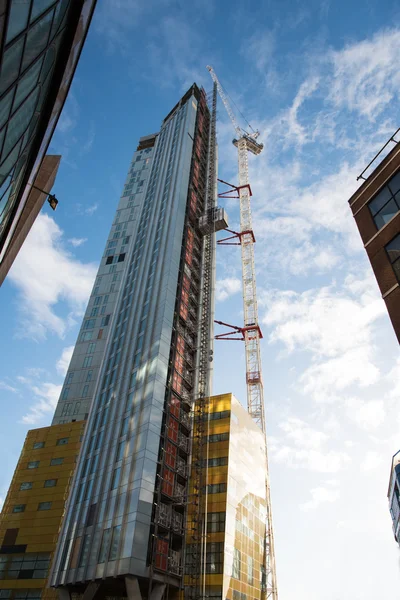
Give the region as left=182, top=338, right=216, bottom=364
left=50, top=84, right=220, bottom=599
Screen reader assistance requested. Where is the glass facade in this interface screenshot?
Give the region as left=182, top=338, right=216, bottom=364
left=50, top=84, right=211, bottom=594
left=0, top=0, right=97, bottom=271
left=388, top=451, right=400, bottom=545
left=368, top=171, right=400, bottom=230
left=185, top=393, right=268, bottom=600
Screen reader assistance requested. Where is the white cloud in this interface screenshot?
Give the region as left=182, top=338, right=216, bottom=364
left=56, top=346, right=74, bottom=377
left=329, top=29, right=400, bottom=120
left=216, top=277, right=242, bottom=302
left=345, top=397, right=386, bottom=431
left=8, top=214, right=97, bottom=340
left=270, top=417, right=350, bottom=473
left=301, top=484, right=340, bottom=511
left=361, top=451, right=384, bottom=472
left=263, top=273, right=386, bottom=401
left=83, top=203, right=98, bottom=216
left=21, top=382, right=62, bottom=425
left=0, top=381, right=18, bottom=393
left=68, top=237, right=88, bottom=247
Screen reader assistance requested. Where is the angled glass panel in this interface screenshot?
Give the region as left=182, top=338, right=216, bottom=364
left=14, top=55, right=44, bottom=111
left=22, top=9, right=53, bottom=72
left=0, top=36, right=25, bottom=95
left=2, top=86, right=39, bottom=160
left=0, top=89, right=14, bottom=130
left=31, top=0, right=57, bottom=21
left=6, top=1, right=30, bottom=44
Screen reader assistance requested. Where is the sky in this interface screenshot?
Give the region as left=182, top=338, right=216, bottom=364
left=0, top=0, right=400, bottom=597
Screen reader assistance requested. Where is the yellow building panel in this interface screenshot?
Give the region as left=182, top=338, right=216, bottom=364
left=0, top=421, right=83, bottom=600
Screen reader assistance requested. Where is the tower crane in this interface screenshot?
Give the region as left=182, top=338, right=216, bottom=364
left=207, top=65, right=278, bottom=600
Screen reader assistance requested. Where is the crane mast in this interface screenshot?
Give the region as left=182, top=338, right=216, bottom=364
left=207, top=65, right=278, bottom=600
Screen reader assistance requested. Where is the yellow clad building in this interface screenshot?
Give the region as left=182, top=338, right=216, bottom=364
left=184, top=393, right=268, bottom=600
left=0, top=421, right=84, bottom=600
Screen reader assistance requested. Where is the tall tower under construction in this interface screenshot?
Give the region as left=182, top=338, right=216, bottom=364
left=49, top=84, right=225, bottom=599
left=0, top=82, right=272, bottom=600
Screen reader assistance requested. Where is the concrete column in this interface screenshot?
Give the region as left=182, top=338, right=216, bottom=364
left=82, top=582, right=101, bottom=600
left=149, top=583, right=166, bottom=600
left=58, top=589, right=72, bottom=600
left=125, top=576, right=142, bottom=600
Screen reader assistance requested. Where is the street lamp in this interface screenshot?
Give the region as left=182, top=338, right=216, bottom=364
left=31, top=184, right=59, bottom=211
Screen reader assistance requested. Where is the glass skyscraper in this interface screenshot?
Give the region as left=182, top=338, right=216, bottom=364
left=50, top=84, right=213, bottom=599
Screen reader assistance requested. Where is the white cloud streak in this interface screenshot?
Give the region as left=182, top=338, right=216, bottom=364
left=8, top=214, right=97, bottom=340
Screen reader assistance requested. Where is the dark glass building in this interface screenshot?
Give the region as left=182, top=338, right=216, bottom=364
left=0, top=0, right=97, bottom=282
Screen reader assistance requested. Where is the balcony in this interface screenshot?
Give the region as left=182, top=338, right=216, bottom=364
left=180, top=410, right=191, bottom=430
left=174, top=481, right=186, bottom=502
left=169, top=550, right=181, bottom=574
left=171, top=511, right=184, bottom=533
left=176, top=456, right=187, bottom=477
left=156, top=503, right=172, bottom=528
left=178, top=431, right=189, bottom=453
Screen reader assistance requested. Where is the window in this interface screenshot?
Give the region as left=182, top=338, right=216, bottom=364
left=44, top=479, right=57, bottom=488
left=118, top=253, right=126, bottom=262
left=106, top=256, right=114, bottom=265
left=109, top=525, right=121, bottom=560
left=247, top=555, right=254, bottom=584
left=233, top=548, right=241, bottom=579
left=61, top=403, right=72, bottom=417
left=80, top=331, right=93, bottom=342
left=12, top=504, right=26, bottom=513
left=86, top=370, right=93, bottom=382
left=0, top=553, right=51, bottom=581
left=82, top=385, right=89, bottom=398
left=20, top=482, right=32, bottom=490
left=87, top=342, right=96, bottom=354
left=27, top=461, right=39, bottom=469
left=205, top=482, right=227, bottom=494
left=83, top=356, right=93, bottom=368
left=83, top=319, right=96, bottom=330
left=101, top=315, right=110, bottom=327
left=38, top=502, right=52, bottom=511
left=62, top=387, right=70, bottom=400
left=186, top=542, right=223, bottom=574
left=203, top=410, right=230, bottom=421
left=116, top=441, right=125, bottom=461
left=207, top=512, right=226, bottom=533
left=90, top=307, right=98, bottom=317
left=73, top=401, right=81, bottom=415
left=33, top=442, right=44, bottom=449
left=56, top=438, right=69, bottom=446
left=98, top=328, right=104, bottom=339
left=206, top=456, right=228, bottom=468
left=98, top=528, right=111, bottom=563
left=208, top=432, right=229, bottom=443
left=79, top=534, right=91, bottom=568
left=111, top=467, right=121, bottom=490
left=369, top=171, right=400, bottom=230
left=50, top=458, right=63, bottom=466
left=94, top=296, right=101, bottom=306
left=66, top=372, right=74, bottom=384
left=386, top=234, right=400, bottom=282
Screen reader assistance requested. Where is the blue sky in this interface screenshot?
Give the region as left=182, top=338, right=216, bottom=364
left=1, top=0, right=400, bottom=597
